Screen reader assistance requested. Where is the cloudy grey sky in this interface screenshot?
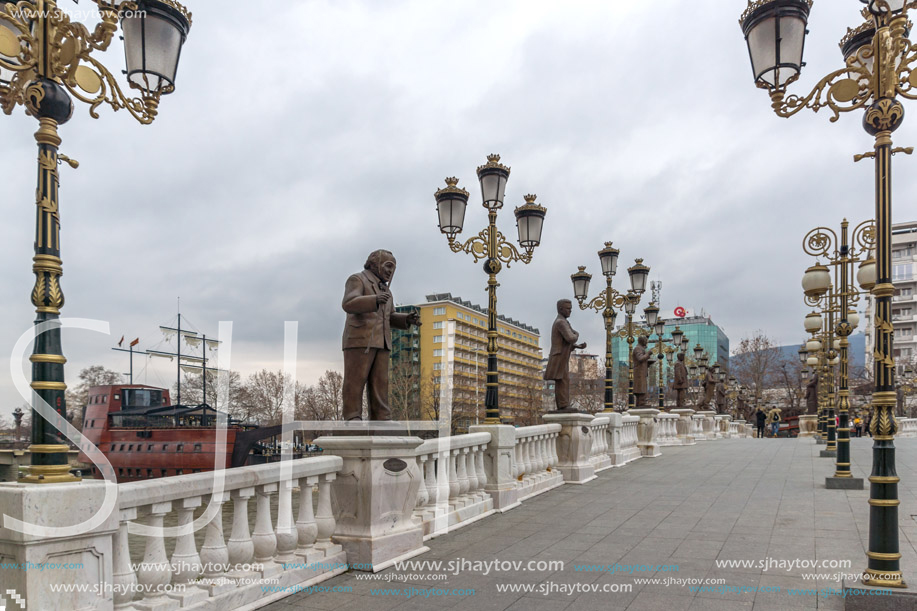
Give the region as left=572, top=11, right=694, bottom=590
left=0, top=0, right=904, bottom=418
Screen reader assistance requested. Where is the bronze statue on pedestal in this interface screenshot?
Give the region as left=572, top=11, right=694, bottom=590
left=697, top=366, right=716, bottom=410
left=544, top=299, right=586, bottom=412
left=341, top=250, right=420, bottom=421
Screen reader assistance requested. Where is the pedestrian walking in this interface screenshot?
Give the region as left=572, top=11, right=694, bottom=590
left=755, top=407, right=766, bottom=438
left=854, top=415, right=862, bottom=438
left=767, top=406, right=781, bottom=438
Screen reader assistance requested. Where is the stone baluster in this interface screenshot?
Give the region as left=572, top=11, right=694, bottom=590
left=314, top=473, right=337, bottom=553
left=524, top=438, right=535, bottom=481
left=447, top=450, right=460, bottom=504
left=252, top=483, right=279, bottom=576
left=275, top=478, right=298, bottom=565
left=416, top=454, right=431, bottom=510
left=465, top=448, right=480, bottom=501
left=456, top=448, right=470, bottom=501
left=475, top=444, right=488, bottom=489
left=425, top=455, right=439, bottom=507
left=227, top=488, right=255, bottom=574
left=171, top=496, right=203, bottom=586
left=200, top=493, right=230, bottom=589
left=436, top=452, right=450, bottom=511
left=136, top=501, right=173, bottom=605
left=295, top=476, right=320, bottom=563
left=113, top=513, right=137, bottom=610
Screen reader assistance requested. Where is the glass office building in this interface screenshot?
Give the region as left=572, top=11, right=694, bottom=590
left=610, top=315, right=730, bottom=393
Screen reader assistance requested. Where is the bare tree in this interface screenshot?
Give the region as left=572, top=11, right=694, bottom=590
left=570, top=357, right=603, bottom=413
left=389, top=360, right=422, bottom=422
left=730, top=332, right=782, bottom=406
left=242, top=369, right=290, bottom=425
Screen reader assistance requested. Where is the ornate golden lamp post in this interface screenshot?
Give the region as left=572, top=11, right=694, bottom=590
left=611, top=287, right=648, bottom=410
left=644, top=310, right=676, bottom=410
left=802, top=220, right=873, bottom=487
left=0, top=0, right=191, bottom=483
left=571, top=244, right=648, bottom=413
left=435, top=155, right=547, bottom=424
left=739, top=0, right=912, bottom=586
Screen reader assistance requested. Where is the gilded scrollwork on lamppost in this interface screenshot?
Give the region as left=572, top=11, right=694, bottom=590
left=0, top=0, right=191, bottom=484
left=740, top=0, right=911, bottom=586
left=435, top=155, right=547, bottom=424
left=645, top=313, right=676, bottom=411
left=802, top=219, right=874, bottom=488
left=571, top=244, right=649, bottom=413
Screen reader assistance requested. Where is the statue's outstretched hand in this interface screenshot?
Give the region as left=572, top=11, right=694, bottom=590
left=575, top=342, right=587, bottom=350
left=407, top=312, right=421, bottom=327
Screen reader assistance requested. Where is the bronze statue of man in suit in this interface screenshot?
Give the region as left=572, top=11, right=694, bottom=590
left=341, top=250, right=420, bottom=421
left=805, top=374, right=819, bottom=414
left=632, top=335, right=650, bottom=407
left=543, top=299, right=586, bottom=411
left=672, top=352, right=688, bottom=408
left=715, top=380, right=727, bottom=414
left=697, top=366, right=716, bottom=410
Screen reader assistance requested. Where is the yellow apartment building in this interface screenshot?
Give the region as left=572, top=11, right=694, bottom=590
left=392, top=293, right=544, bottom=431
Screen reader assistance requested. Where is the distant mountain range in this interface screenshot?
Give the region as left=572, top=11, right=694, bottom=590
left=776, top=333, right=866, bottom=370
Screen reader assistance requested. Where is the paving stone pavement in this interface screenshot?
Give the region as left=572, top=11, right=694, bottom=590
left=263, top=437, right=917, bottom=611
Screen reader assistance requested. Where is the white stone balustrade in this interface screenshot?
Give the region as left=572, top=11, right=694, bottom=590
left=628, top=408, right=662, bottom=458
left=588, top=416, right=613, bottom=472
left=619, top=414, right=643, bottom=463
left=656, top=413, right=681, bottom=446
left=514, top=424, right=564, bottom=499
left=114, top=456, right=346, bottom=611
left=691, top=414, right=706, bottom=441
left=414, top=433, right=495, bottom=539
left=697, top=411, right=717, bottom=440
left=897, top=418, right=917, bottom=438
left=671, top=409, right=696, bottom=445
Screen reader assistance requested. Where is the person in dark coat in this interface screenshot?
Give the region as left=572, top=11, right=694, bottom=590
left=544, top=299, right=586, bottom=411
left=341, top=250, right=420, bottom=421
left=755, top=406, right=767, bottom=438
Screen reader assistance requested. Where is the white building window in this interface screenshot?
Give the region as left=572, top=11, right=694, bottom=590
left=433, top=321, right=443, bottom=329
left=433, top=335, right=443, bottom=343
left=433, top=349, right=443, bottom=357
left=433, top=307, right=446, bottom=316
left=433, top=363, right=442, bottom=371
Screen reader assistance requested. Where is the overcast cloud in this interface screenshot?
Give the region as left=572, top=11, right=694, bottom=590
left=0, top=0, right=905, bottom=418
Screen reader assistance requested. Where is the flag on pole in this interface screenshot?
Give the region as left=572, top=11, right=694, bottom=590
left=118, top=336, right=124, bottom=347
left=130, top=338, right=140, bottom=347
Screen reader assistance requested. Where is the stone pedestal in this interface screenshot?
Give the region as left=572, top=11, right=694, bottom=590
left=542, top=413, right=596, bottom=484
left=628, top=408, right=661, bottom=458
left=313, top=436, right=429, bottom=572
left=798, top=415, right=818, bottom=438
left=696, top=410, right=717, bottom=440
left=469, top=424, right=520, bottom=512
left=672, top=409, right=696, bottom=445
left=733, top=419, right=746, bottom=438
left=0, top=481, right=120, bottom=611
left=825, top=476, right=863, bottom=490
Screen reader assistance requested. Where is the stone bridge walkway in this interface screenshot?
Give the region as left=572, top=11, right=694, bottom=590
left=265, top=438, right=917, bottom=611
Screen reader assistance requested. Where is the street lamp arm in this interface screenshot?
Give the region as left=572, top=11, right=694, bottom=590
left=448, top=230, right=489, bottom=263
left=852, top=220, right=877, bottom=257
left=62, top=52, right=157, bottom=123
left=802, top=226, right=839, bottom=259
left=493, top=231, right=532, bottom=267
left=769, top=64, right=872, bottom=123
left=576, top=286, right=627, bottom=314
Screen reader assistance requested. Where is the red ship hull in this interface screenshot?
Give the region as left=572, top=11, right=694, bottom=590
left=78, top=384, right=246, bottom=482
